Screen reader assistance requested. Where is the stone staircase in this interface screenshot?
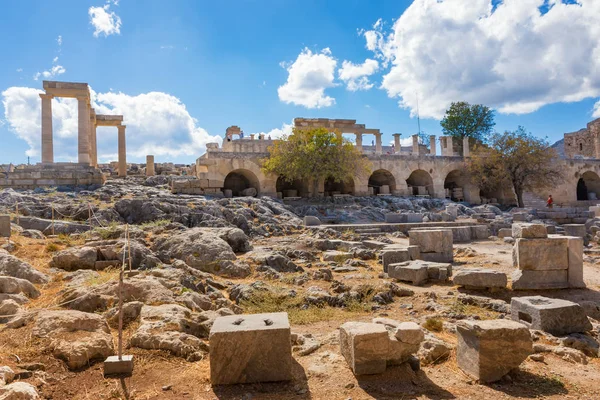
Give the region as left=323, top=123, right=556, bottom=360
left=522, top=192, right=547, bottom=209
left=354, top=227, right=382, bottom=239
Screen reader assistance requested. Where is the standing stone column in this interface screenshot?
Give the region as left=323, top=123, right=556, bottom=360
left=118, top=125, right=127, bottom=177
left=595, top=132, right=600, bottom=159
left=355, top=133, right=363, bottom=153
left=375, top=133, right=382, bottom=154
left=40, top=94, right=54, bottom=164
left=77, top=96, right=91, bottom=165
left=146, top=155, right=155, bottom=177
left=429, top=135, right=436, bottom=156
left=412, top=134, right=420, bottom=155
left=463, top=136, right=470, bottom=157
left=90, top=110, right=98, bottom=167
left=393, top=134, right=401, bottom=154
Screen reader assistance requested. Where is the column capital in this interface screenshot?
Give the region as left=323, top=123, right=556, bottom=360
left=39, top=93, right=54, bottom=100
left=118, top=124, right=127, bottom=130
left=392, top=133, right=402, bottom=137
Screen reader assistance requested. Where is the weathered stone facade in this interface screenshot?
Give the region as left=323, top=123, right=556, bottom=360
left=564, top=118, right=600, bottom=159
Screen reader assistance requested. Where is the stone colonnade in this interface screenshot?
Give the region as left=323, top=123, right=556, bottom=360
left=39, top=81, right=127, bottom=176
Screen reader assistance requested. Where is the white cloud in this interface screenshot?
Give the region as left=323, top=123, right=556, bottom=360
left=338, top=59, right=379, bottom=91
left=89, top=4, right=122, bottom=38
left=57, top=35, right=62, bottom=46
left=33, top=64, right=66, bottom=81
left=362, top=0, right=600, bottom=119
left=16, top=68, right=22, bottom=73
left=250, top=122, right=293, bottom=140
left=1, top=87, right=221, bottom=162
left=277, top=48, right=337, bottom=108
left=593, top=100, right=600, bottom=118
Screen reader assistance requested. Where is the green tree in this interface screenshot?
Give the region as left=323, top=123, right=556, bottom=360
left=262, top=127, right=371, bottom=198
left=440, top=102, right=495, bottom=154
left=466, top=127, right=563, bottom=208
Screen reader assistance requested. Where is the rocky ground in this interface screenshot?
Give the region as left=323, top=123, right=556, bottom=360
left=0, top=178, right=599, bottom=400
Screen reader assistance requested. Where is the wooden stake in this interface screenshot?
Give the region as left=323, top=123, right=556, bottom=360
left=15, top=202, right=19, bottom=225
left=117, top=224, right=128, bottom=361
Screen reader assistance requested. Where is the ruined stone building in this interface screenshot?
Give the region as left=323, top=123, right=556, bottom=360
left=190, top=117, right=600, bottom=206
left=563, top=118, right=600, bottom=159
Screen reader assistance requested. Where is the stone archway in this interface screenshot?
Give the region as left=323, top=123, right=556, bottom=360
left=444, top=170, right=468, bottom=201
left=577, top=171, right=600, bottom=201
left=276, top=176, right=307, bottom=198
left=368, top=169, right=396, bottom=195
left=223, top=169, right=260, bottom=197
left=406, top=169, right=433, bottom=196
left=324, top=177, right=354, bottom=196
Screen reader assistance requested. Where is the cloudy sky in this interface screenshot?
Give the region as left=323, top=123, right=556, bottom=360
left=1, top=0, right=600, bottom=164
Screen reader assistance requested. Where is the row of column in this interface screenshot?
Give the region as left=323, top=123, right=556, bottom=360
left=40, top=94, right=127, bottom=177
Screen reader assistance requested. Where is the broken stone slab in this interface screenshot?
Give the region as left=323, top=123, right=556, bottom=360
left=513, top=237, right=568, bottom=270
left=104, top=355, right=134, bottom=377
left=511, top=269, right=568, bottom=290
left=456, top=319, right=532, bottom=383
left=388, top=260, right=451, bottom=286
left=362, top=240, right=389, bottom=250
left=322, top=250, right=353, bottom=262
left=381, top=246, right=420, bottom=273
left=339, top=322, right=388, bottom=375
left=511, top=296, right=592, bottom=336
left=388, top=262, right=429, bottom=286
left=470, top=225, right=490, bottom=240
left=512, top=223, right=547, bottom=239
left=406, top=213, right=424, bottom=223
left=303, top=216, right=321, bottom=226
left=453, top=268, right=507, bottom=290
left=209, top=312, right=292, bottom=385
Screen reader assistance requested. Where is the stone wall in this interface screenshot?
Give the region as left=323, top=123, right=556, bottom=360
left=0, top=163, right=105, bottom=189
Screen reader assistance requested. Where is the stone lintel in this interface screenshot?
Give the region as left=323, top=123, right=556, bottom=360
left=43, top=81, right=90, bottom=98
left=96, top=115, right=124, bottom=126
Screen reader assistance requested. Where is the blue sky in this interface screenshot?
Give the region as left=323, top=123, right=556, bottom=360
left=1, top=0, right=599, bottom=165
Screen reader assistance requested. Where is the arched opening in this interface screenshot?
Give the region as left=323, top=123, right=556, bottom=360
left=406, top=169, right=433, bottom=196
left=276, top=176, right=306, bottom=198
left=324, top=177, right=354, bottom=196
left=368, top=169, right=396, bottom=195
left=444, top=170, right=467, bottom=201
left=577, top=171, right=600, bottom=201
left=223, top=169, right=260, bottom=197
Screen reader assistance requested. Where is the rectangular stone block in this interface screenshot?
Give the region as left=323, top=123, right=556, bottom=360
left=209, top=312, right=292, bottom=385
left=409, top=229, right=453, bottom=254
left=0, top=215, right=10, bottom=238
left=512, top=223, right=547, bottom=239
left=104, top=355, right=134, bottom=376
left=565, top=236, right=585, bottom=288
left=406, top=213, right=424, bottom=223
left=511, top=296, right=592, bottom=336
left=339, top=322, right=388, bottom=375
left=497, top=228, right=512, bottom=238
left=513, top=238, right=568, bottom=270
left=457, top=320, right=531, bottom=383
left=470, top=225, right=489, bottom=240
left=323, top=250, right=353, bottom=262
left=511, top=269, right=568, bottom=290
left=384, top=213, right=406, bottom=223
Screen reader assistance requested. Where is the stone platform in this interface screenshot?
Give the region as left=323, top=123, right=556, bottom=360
left=0, top=163, right=105, bottom=189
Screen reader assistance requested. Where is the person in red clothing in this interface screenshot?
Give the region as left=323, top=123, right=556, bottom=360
left=547, top=194, right=553, bottom=208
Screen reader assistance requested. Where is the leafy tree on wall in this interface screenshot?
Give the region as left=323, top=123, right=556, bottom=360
left=440, top=101, right=495, bottom=154
left=467, top=126, right=563, bottom=208
left=262, top=127, right=371, bottom=198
